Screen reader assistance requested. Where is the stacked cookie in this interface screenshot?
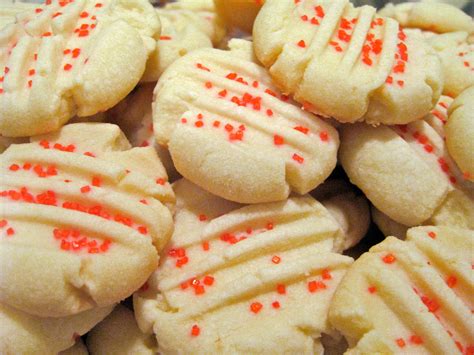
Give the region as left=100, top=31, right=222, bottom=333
left=0, top=0, right=472, bottom=354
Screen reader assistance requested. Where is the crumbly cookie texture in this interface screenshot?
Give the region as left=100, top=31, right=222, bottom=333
left=312, top=179, right=371, bottom=252
left=0, top=302, right=113, bottom=354
left=153, top=39, right=338, bottom=204
left=379, top=2, right=474, bottom=35
left=340, top=95, right=474, bottom=228
left=253, top=0, right=443, bottom=125
left=0, top=0, right=160, bottom=137
left=446, top=86, right=474, bottom=182
left=428, top=31, right=474, bottom=97
left=0, top=123, right=174, bottom=317
left=134, top=179, right=353, bottom=354
left=329, top=226, right=474, bottom=354
left=87, top=305, right=157, bottom=355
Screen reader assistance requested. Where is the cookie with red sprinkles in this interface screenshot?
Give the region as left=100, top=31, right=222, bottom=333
left=134, top=179, right=354, bottom=354
left=0, top=123, right=174, bottom=318
left=0, top=0, right=160, bottom=137
left=253, top=0, right=443, bottom=125
left=329, top=226, right=474, bottom=354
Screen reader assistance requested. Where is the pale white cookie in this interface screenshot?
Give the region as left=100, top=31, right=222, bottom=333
left=87, top=305, right=157, bottom=355
left=165, top=0, right=225, bottom=46
left=0, top=1, right=35, bottom=29
left=429, top=31, right=474, bottom=97
left=379, top=2, right=474, bottom=35
left=153, top=39, right=338, bottom=204
left=329, top=226, right=474, bottom=354
left=312, top=179, right=371, bottom=251
left=339, top=97, right=474, bottom=228
left=142, top=4, right=217, bottom=82
left=109, top=83, right=178, bottom=181
left=446, top=85, right=474, bottom=182
left=0, top=302, right=113, bottom=354
left=253, top=0, right=443, bottom=125
left=214, top=0, right=263, bottom=33
left=134, top=179, right=353, bottom=354
left=0, top=123, right=174, bottom=317
left=0, top=0, right=160, bottom=137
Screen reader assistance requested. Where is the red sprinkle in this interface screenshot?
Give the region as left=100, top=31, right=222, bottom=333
left=203, top=275, right=214, bottom=286
left=410, top=335, right=423, bottom=345
left=64, top=63, right=72, bottom=71
left=297, top=40, right=306, bottom=48
left=272, top=255, right=281, bottom=264
left=198, top=214, right=207, bottom=222
left=319, top=131, right=329, bottom=142
left=322, top=269, right=332, bottom=280
left=276, top=284, right=286, bottom=294
left=250, top=302, right=263, bottom=314
left=191, top=325, right=200, bottom=337
left=80, top=186, right=91, bottom=194
left=272, top=301, right=280, bottom=309
left=9, top=164, right=20, bottom=172
left=273, top=135, right=284, bottom=146
left=292, top=153, right=304, bottom=164
left=368, top=286, right=377, bottom=294
left=428, top=231, right=436, bottom=239
left=382, top=253, right=396, bottom=264
left=446, top=275, right=457, bottom=288
left=396, top=338, right=406, bottom=348
left=6, top=228, right=15, bottom=236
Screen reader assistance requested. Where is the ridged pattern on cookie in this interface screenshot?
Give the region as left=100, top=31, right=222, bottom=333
left=134, top=180, right=353, bottom=354
left=253, top=0, right=442, bottom=124
left=0, top=0, right=160, bottom=137
left=340, top=97, right=474, bottom=227
left=0, top=302, right=113, bottom=354
left=0, top=123, right=174, bottom=317
left=329, top=226, right=474, bottom=354
left=153, top=42, right=338, bottom=203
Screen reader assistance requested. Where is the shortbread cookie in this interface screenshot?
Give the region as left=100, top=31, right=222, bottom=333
left=60, top=340, right=88, bottom=355
left=253, top=0, right=443, bottom=124
left=329, top=226, right=474, bottom=354
left=134, top=179, right=354, bottom=354
left=87, top=305, right=157, bottom=355
left=379, top=2, right=474, bottom=34
left=339, top=102, right=474, bottom=228
left=0, top=0, right=160, bottom=137
left=446, top=86, right=474, bottom=182
left=165, top=0, right=225, bottom=46
left=153, top=39, right=338, bottom=204
left=214, top=0, right=263, bottom=33
left=371, top=206, right=408, bottom=240
left=0, top=123, right=174, bottom=317
left=429, top=31, right=474, bottom=97
left=142, top=4, right=216, bottom=82
left=109, top=83, right=178, bottom=181
left=312, top=179, right=370, bottom=251
left=0, top=301, right=113, bottom=354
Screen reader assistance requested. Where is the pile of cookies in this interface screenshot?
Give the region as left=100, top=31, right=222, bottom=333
left=0, top=0, right=472, bottom=354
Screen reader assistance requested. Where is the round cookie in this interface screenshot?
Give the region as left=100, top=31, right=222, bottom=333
left=379, top=2, right=474, bottom=35
left=429, top=31, right=474, bottom=97
left=0, top=0, right=161, bottom=137
left=214, top=0, right=263, bottom=33
left=312, top=179, right=371, bottom=251
left=446, top=85, right=474, bottom=182
left=0, top=301, right=113, bottom=354
left=87, top=305, right=157, bottom=355
left=153, top=39, right=339, bottom=204
left=253, top=0, right=443, bottom=125
left=0, top=123, right=174, bottom=317
left=108, top=83, right=179, bottom=181
left=134, top=179, right=354, bottom=354
left=329, top=226, right=474, bottom=354
left=339, top=96, right=474, bottom=229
